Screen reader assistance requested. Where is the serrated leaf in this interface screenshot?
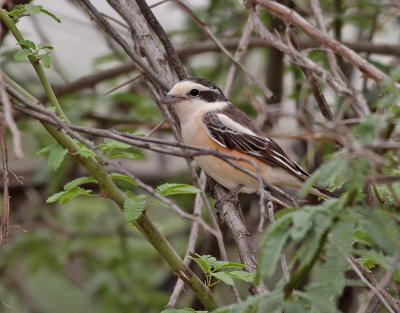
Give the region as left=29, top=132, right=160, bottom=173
left=47, top=145, right=68, bottom=171
left=257, top=214, right=292, bottom=280
left=38, top=43, right=54, bottom=50
left=39, top=54, right=51, bottom=68
left=40, top=8, right=61, bottom=23
left=123, top=195, right=146, bottom=223
left=24, top=4, right=43, bottom=14
left=225, top=270, right=254, bottom=283
left=109, top=173, right=137, bottom=185
left=35, top=145, right=54, bottom=157
left=75, top=146, right=97, bottom=158
left=103, top=150, right=139, bottom=160
left=323, top=220, right=354, bottom=298
left=64, top=176, right=97, bottom=190
left=190, top=254, right=213, bottom=275
left=211, top=271, right=234, bottom=285
left=46, top=187, right=92, bottom=204
left=256, top=290, right=284, bottom=313
left=100, top=138, right=131, bottom=150
left=213, top=261, right=246, bottom=271
left=17, top=39, right=36, bottom=49
left=290, top=211, right=313, bottom=241
left=156, top=183, right=200, bottom=196
left=14, top=48, right=33, bottom=61
left=162, top=309, right=201, bottom=313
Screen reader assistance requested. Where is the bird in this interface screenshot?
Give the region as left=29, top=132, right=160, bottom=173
left=159, top=77, right=337, bottom=200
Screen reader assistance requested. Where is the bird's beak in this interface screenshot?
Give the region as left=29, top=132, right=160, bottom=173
left=158, top=94, right=183, bottom=105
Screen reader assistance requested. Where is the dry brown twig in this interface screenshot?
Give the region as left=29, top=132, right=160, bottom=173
left=0, top=70, right=23, bottom=158
left=0, top=113, right=9, bottom=246
left=174, top=0, right=275, bottom=100
left=224, top=13, right=255, bottom=97
left=348, top=255, right=400, bottom=313
left=253, top=0, right=386, bottom=83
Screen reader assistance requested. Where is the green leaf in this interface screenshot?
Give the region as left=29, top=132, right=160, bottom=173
left=212, top=261, right=246, bottom=271
left=24, top=4, right=43, bottom=14
left=35, top=145, right=54, bottom=157
left=47, top=145, right=68, bottom=171
left=257, top=214, right=292, bottom=280
left=225, top=270, right=254, bottom=283
left=46, top=187, right=92, bottom=204
left=39, top=9, right=61, bottom=23
left=353, top=208, right=400, bottom=254
left=211, top=271, right=234, bottom=285
left=162, top=309, right=202, bottom=313
left=75, top=146, right=97, bottom=158
left=39, top=54, right=51, bottom=68
left=99, top=138, right=132, bottom=151
left=103, top=150, right=139, bottom=160
left=99, top=138, right=139, bottom=160
left=256, top=290, right=284, bottom=313
left=14, top=48, right=33, bottom=61
left=38, top=43, right=54, bottom=50
left=123, top=195, right=147, bottom=223
left=17, top=39, right=36, bottom=49
left=190, top=254, right=213, bottom=275
left=323, top=220, right=355, bottom=299
left=64, top=176, right=97, bottom=190
left=109, top=173, right=137, bottom=186
left=156, top=183, right=200, bottom=196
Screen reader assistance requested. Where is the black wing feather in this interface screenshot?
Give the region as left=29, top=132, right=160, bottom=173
left=202, top=112, right=309, bottom=180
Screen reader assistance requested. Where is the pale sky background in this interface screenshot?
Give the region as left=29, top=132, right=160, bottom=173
left=2, top=0, right=207, bottom=82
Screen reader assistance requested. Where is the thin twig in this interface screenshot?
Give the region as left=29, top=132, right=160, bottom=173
left=254, top=0, right=387, bottom=82
left=77, top=0, right=171, bottom=91
left=103, top=73, right=143, bottom=95
left=174, top=0, right=274, bottom=100
left=0, top=113, right=9, bottom=246
left=348, top=256, right=400, bottom=313
left=224, top=14, right=255, bottom=97
left=0, top=71, right=23, bottom=158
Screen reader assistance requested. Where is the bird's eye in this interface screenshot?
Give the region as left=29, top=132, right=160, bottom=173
left=189, top=89, right=200, bottom=97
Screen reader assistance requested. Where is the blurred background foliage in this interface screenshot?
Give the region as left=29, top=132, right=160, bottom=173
left=0, top=0, right=400, bottom=312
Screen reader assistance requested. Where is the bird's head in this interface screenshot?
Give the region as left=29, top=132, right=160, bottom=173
left=159, top=78, right=228, bottom=109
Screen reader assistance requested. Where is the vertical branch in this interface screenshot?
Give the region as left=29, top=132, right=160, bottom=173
left=211, top=183, right=269, bottom=295
left=135, top=0, right=187, bottom=80
left=224, top=14, right=255, bottom=97
left=0, top=113, right=9, bottom=246
left=0, top=70, right=23, bottom=158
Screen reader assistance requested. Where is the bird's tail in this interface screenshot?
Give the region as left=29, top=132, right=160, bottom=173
left=311, top=185, right=339, bottom=200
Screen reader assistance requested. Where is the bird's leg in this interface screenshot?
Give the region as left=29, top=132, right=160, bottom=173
left=214, top=184, right=244, bottom=213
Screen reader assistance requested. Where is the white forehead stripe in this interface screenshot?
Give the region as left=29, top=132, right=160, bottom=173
left=217, top=113, right=257, bottom=136
left=169, top=81, right=211, bottom=96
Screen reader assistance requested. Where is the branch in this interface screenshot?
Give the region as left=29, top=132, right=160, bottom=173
left=348, top=255, right=400, bottom=313
left=253, top=0, right=387, bottom=82
left=175, top=0, right=274, bottom=100
left=77, top=0, right=171, bottom=91
left=211, top=183, right=269, bottom=295
left=0, top=113, right=9, bottom=246
left=135, top=0, right=187, bottom=80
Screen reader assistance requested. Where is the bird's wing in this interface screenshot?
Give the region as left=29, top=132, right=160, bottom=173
left=202, top=111, right=309, bottom=180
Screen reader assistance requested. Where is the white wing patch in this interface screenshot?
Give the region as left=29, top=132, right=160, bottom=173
left=216, top=113, right=257, bottom=137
